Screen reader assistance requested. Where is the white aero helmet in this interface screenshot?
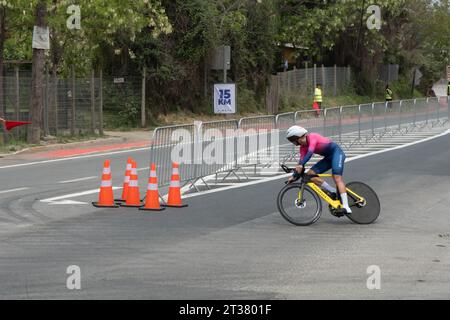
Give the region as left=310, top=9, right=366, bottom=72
left=286, top=126, right=308, bottom=142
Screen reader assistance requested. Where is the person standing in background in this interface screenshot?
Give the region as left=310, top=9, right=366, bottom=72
left=385, top=84, right=393, bottom=108
left=314, top=84, right=323, bottom=110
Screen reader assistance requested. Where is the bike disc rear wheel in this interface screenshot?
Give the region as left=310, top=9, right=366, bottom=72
left=346, top=182, right=380, bottom=225
left=277, top=184, right=322, bottom=226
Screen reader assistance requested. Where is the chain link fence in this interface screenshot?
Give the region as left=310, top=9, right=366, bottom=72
left=0, top=70, right=146, bottom=145
left=267, top=65, right=352, bottom=114
left=0, top=70, right=102, bottom=142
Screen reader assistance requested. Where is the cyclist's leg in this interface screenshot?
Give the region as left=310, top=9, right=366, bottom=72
left=309, top=158, right=334, bottom=192
left=331, top=147, right=351, bottom=212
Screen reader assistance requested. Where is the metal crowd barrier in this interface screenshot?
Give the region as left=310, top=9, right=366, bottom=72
left=149, top=97, right=449, bottom=188
left=150, top=124, right=197, bottom=188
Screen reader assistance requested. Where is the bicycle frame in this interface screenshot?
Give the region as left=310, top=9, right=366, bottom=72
left=299, top=174, right=366, bottom=210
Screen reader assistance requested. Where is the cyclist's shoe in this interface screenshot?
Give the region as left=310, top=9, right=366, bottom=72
left=324, top=191, right=338, bottom=201
left=335, top=208, right=351, bottom=216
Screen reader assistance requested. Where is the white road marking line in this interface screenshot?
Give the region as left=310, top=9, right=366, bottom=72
left=0, top=147, right=151, bottom=170
left=59, top=176, right=97, bottom=184
left=40, top=187, right=122, bottom=203
left=182, top=129, right=450, bottom=199
left=49, top=200, right=89, bottom=205
left=0, top=187, right=29, bottom=194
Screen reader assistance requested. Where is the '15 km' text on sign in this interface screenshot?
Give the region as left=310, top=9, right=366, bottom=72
left=214, top=84, right=236, bottom=114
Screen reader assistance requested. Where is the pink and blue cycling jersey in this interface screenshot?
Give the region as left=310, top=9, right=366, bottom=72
left=298, top=133, right=346, bottom=175
left=299, top=133, right=335, bottom=166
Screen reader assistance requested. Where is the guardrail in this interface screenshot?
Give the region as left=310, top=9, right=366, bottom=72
left=149, top=97, right=449, bottom=189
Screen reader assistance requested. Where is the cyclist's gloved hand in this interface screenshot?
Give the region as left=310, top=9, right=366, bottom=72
left=287, top=172, right=300, bottom=184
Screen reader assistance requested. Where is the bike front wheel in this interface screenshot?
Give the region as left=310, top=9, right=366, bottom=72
left=346, top=182, right=380, bottom=225
left=277, top=184, right=322, bottom=226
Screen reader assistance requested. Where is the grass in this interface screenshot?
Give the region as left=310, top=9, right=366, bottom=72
left=0, top=132, right=106, bottom=155
left=102, top=90, right=426, bottom=130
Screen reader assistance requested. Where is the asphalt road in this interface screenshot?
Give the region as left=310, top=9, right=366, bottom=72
left=0, top=129, right=449, bottom=299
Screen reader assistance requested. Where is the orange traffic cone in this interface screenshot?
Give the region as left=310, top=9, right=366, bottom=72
left=139, top=163, right=165, bottom=212
left=93, top=160, right=119, bottom=208
left=162, top=162, right=188, bottom=208
left=115, top=157, right=133, bottom=202
left=120, top=160, right=142, bottom=207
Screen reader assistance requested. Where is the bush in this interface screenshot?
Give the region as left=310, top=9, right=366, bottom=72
left=236, top=84, right=259, bottom=114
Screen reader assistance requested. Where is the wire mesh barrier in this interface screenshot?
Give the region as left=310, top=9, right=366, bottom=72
left=372, top=102, right=387, bottom=135
left=150, top=124, right=198, bottom=188
left=323, top=107, right=341, bottom=142
left=358, top=103, right=375, bottom=141
left=198, top=120, right=239, bottom=179
left=275, top=112, right=295, bottom=130
left=275, top=112, right=296, bottom=157
left=339, top=105, right=360, bottom=146
left=147, top=96, right=448, bottom=190
left=295, top=110, right=325, bottom=135
left=399, top=99, right=416, bottom=132
left=237, top=116, right=277, bottom=168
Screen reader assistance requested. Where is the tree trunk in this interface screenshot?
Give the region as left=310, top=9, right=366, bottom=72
left=0, top=6, right=7, bottom=144
left=27, top=1, right=47, bottom=144
left=50, top=0, right=61, bottom=136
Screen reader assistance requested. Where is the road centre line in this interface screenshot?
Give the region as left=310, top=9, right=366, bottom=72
left=40, top=187, right=122, bottom=203
left=59, top=176, right=97, bottom=184
left=0, top=187, right=29, bottom=195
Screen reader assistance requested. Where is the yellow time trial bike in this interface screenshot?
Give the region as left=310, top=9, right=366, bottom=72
left=277, top=165, right=380, bottom=226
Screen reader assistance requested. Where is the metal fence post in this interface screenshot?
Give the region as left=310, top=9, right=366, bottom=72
left=384, top=102, right=388, bottom=133
left=448, top=96, right=450, bottom=123
left=334, top=64, right=337, bottom=96
left=14, top=66, right=20, bottom=139
left=436, top=97, right=440, bottom=125
left=338, top=107, right=342, bottom=143
left=193, top=121, right=202, bottom=183
left=141, top=67, right=146, bottom=128
left=53, top=70, right=58, bottom=136
left=425, top=97, right=429, bottom=126
left=71, top=66, right=76, bottom=135
left=398, top=100, right=403, bottom=132
left=323, top=108, right=327, bottom=137
left=321, top=64, right=325, bottom=91
left=358, top=104, right=361, bottom=141
left=99, top=70, right=104, bottom=136
left=313, top=64, right=317, bottom=93
left=44, top=70, right=49, bottom=136
left=90, top=70, right=96, bottom=134
left=370, top=103, right=374, bottom=137
left=305, top=62, right=309, bottom=94
left=413, top=99, right=417, bottom=127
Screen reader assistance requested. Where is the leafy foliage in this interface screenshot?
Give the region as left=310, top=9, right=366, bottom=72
left=1, top=0, right=450, bottom=126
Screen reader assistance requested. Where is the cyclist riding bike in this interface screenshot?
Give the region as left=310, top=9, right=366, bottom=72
left=286, top=126, right=352, bottom=215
